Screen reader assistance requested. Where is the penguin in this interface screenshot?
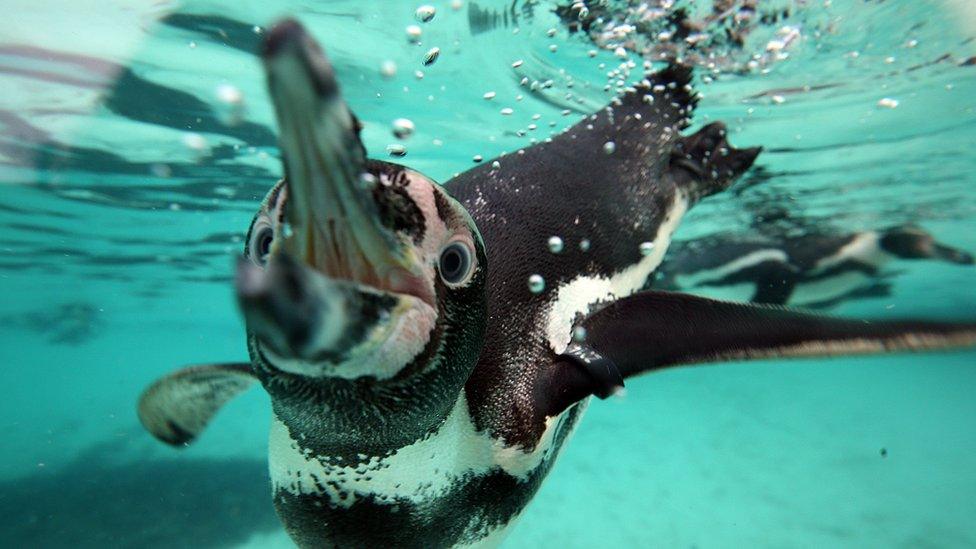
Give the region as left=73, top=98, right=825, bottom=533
left=655, top=225, right=974, bottom=307
left=137, top=19, right=976, bottom=548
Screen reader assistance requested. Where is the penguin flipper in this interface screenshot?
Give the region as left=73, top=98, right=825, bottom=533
left=138, top=363, right=256, bottom=446
left=670, top=122, right=762, bottom=200
left=542, top=291, right=976, bottom=416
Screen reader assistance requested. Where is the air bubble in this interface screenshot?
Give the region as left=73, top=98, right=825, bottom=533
left=423, top=47, right=440, bottom=66
left=528, top=274, right=545, bottom=294
left=216, top=84, right=243, bottom=105
left=483, top=91, right=496, bottom=100
left=380, top=60, right=398, bottom=78
left=579, top=239, right=591, bottom=252
left=877, top=97, right=899, bottom=109
left=415, top=5, right=436, bottom=23
left=406, top=25, right=423, bottom=43
left=603, top=141, right=616, bottom=154
left=572, top=326, right=587, bottom=343
left=547, top=236, right=564, bottom=253
left=392, top=118, right=415, bottom=139
left=386, top=144, right=407, bottom=157
left=639, top=241, right=655, bottom=256
left=182, top=132, right=208, bottom=153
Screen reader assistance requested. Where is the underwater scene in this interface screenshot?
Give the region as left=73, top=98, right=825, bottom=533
left=2, top=0, right=976, bottom=547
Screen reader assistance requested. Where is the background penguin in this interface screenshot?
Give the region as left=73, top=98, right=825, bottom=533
left=137, top=19, right=976, bottom=548
left=656, top=225, right=974, bottom=307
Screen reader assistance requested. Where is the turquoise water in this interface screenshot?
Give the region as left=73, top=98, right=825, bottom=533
left=2, top=0, right=976, bottom=546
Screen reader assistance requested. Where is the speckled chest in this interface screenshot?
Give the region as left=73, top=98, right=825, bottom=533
left=267, top=395, right=587, bottom=548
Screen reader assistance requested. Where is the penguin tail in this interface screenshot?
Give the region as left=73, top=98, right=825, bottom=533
left=670, top=121, right=762, bottom=199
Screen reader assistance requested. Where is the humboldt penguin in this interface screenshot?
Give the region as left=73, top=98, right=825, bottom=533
left=138, top=19, right=976, bottom=548
left=656, top=225, right=974, bottom=307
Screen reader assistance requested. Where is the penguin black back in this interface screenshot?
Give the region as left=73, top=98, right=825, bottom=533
left=449, top=66, right=759, bottom=447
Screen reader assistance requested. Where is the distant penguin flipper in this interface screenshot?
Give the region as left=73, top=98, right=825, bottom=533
left=540, top=291, right=976, bottom=417
left=138, top=363, right=257, bottom=447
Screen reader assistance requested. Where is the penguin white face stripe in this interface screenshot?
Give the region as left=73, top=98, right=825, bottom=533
left=811, top=231, right=888, bottom=273
left=676, top=248, right=789, bottom=287
left=546, top=192, right=689, bottom=355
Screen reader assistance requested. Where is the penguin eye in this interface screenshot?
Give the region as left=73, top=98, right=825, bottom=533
left=438, top=241, right=473, bottom=285
left=249, top=221, right=274, bottom=266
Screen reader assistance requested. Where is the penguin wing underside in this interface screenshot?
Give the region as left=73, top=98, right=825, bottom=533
left=540, top=290, right=976, bottom=417
left=138, top=363, right=256, bottom=446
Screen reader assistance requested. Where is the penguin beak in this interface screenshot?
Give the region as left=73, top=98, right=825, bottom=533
left=930, top=242, right=975, bottom=265
left=236, top=255, right=404, bottom=363
left=260, top=19, right=432, bottom=306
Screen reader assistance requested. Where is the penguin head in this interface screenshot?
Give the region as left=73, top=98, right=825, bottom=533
left=879, top=225, right=974, bottom=265
left=237, top=19, right=487, bottom=384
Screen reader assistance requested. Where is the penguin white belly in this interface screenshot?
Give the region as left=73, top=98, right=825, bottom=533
left=690, top=282, right=759, bottom=303
left=789, top=271, right=873, bottom=306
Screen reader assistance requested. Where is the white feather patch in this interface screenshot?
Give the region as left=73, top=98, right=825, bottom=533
left=810, top=231, right=890, bottom=273
left=675, top=248, right=788, bottom=287
left=269, top=393, right=579, bottom=506
left=546, top=192, right=689, bottom=354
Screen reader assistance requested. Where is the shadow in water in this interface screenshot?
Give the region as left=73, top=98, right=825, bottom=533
left=0, top=302, right=103, bottom=345
left=0, top=442, right=279, bottom=548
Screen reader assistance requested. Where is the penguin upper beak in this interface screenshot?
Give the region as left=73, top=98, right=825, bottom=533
left=260, top=19, right=431, bottom=306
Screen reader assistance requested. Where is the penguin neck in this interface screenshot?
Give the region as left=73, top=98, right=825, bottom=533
left=252, top=338, right=472, bottom=463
